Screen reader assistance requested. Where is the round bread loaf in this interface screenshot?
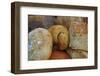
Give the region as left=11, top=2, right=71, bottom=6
left=28, top=28, right=52, bottom=60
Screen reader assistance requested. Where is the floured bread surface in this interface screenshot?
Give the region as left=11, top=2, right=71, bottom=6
left=28, top=28, right=52, bottom=60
